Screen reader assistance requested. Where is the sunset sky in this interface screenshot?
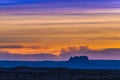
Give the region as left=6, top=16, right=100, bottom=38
left=0, top=0, right=120, bottom=61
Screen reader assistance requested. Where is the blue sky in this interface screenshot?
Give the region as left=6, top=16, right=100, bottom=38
left=0, top=0, right=119, bottom=8
left=0, top=0, right=120, bottom=12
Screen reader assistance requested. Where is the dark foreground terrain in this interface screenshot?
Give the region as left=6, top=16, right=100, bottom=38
left=0, top=67, right=120, bottom=80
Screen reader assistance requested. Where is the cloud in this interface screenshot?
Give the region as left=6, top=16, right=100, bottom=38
left=0, top=51, right=58, bottom=61
left=27, top=46, right=50, bottom=49
left=87, top=37, right=120, bottom=40
left=0, top=45, right=43, bottom=49
left=60, top=46, right=120, bottom=60
left=0, top=45, right=24, bottom=49
left=0, top=0, right=119, bottom=19
left=0, top=46, right=120, bottom=61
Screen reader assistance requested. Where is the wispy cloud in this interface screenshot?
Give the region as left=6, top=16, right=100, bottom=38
left=0, top=46, right=120, bottom=61
left=0, top=45, right=45, bottom=49
left=0, top=0, right=119, bottom=60
left=0, top=45, right=24, bottom=49
left=0, top=51, right=58, bottom=61
left=0, top=0, right=120, bottom=15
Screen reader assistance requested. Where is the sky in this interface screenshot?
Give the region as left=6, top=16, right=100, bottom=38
left=0, top=0, right=120, bottom=61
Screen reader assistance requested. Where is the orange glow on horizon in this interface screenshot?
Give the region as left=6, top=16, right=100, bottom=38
left=0, top=7, right=120, bottom=55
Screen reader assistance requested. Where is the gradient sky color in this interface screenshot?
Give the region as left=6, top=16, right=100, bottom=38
left=0, top=0, right=120, bottom=60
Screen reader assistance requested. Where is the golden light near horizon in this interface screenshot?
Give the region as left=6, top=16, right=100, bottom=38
left=0, top=0, right=120, bottom=57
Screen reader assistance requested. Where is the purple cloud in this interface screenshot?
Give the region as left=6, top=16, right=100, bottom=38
left=0, top=0, right=119, bottom=16
left=60, top=46, right=120, bottom=60
left=0, top=46, right=120, bottom=61
left=0, top=45, right=41, bottom=49
left=0, top=45, right=24, bottom=49
left=0, top=51, right=58, bottom=61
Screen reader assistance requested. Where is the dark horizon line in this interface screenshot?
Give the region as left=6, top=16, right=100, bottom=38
left=0, top=56, right=120, bottom=62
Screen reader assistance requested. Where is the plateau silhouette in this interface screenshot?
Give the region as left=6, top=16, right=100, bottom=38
left=0, top=56, right=120, bottom=69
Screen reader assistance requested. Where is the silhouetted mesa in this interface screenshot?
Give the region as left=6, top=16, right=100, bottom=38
left=0, top=56, right=120, bottom=69
left=69, top=56, right=89, bottom=62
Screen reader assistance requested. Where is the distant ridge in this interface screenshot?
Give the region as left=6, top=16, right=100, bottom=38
left=0, top=56, right=120, bottom=69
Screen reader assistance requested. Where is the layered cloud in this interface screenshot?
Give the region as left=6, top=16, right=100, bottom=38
left=0, top=0, right=120, bottom=60
left=0, top=45, right=24, bottom=49
left=0, top=45, right=42, bottom=49
left=60, top=46, right=120, bottom=60
left=0, top=46, right=120, bottom=61
left=0, top=51, right=58, bottom=61
left=0, top=0, right=120, bottom=15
